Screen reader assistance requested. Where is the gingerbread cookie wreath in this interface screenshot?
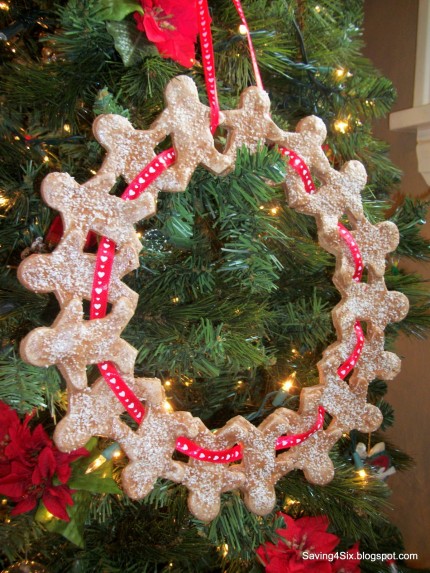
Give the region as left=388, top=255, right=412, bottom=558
left=18, top=75, right=408, bottom=522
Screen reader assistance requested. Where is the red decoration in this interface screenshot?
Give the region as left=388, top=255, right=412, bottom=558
left=134, top=0, right=198, bottom=67
left=0, top=402, right=87, bottom=521
left=256, top=513, right=360, bottom=573
left=332, top=543, right=360, bottom=573
left=45, top=215, right=97, bottom=250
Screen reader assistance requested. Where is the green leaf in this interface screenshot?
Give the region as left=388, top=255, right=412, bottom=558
left=106, top=20, right=157, bottom=67
left=68, top=460, right=121, bottom=494
left=95, top=0, right=143, bottom=21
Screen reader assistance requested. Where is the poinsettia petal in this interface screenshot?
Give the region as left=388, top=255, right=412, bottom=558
left=55, top=447, right=88, bottom=484
left=51, top=484, right=74, bottom=506
left=143, top=14, right=168, bottom=43
left=133, top=12, right=145, bottom=32
left=332, top=542, right=361, bottom=572
left=298, top=515, right=330, bottom=533
left=11, top=496, right=37, bottom=515
left=0, top=474, right=27, bottom=499
left=156, top=38, right=195, bottom=67
left=43, top=486, right=73, bottom=521
left=69, top=447, right=89, bottom=461
left=163, top=0, right=198, bottom=36
left=135, top=0, right=197, bottom=67
left=0, top=461, right=12, bottom=478
left=31, top=424, right=51, bottom=450
left=256, top=542, right=276, bottom=566
left=265, top=555, right=293, bottom=573
left=278, top=513, right=303, bottom=543
left=293, top=515, right=340, bottom=554
left=34, top=447, right=56, bottom=482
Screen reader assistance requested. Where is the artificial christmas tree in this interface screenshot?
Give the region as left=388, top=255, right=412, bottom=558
left=1, top=0, right=429, bottom=571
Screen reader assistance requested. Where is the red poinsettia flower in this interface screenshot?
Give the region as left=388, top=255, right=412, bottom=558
left=0, top=401, right=87, bottom=521
left=0, top=402, right=22, bottom=478
left=256, top=514, right=343, bottom=573
left=0, top=450, right=73, bottom=520
left=332, top=542, right=360, bottom=573
left=134, top=0, right=198, bottom=67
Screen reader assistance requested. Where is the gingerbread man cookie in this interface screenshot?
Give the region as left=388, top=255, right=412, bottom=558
left=93, top=114, right=164, bottom=187
left=20, top=297, right=137, bottom=390
left=18, top=228, right=139, bottom=306
left=42, top=172, right=155, bottom=250
left=149, top=76, right=233, bottom=192
left=222, top=87, right=285, bottom=155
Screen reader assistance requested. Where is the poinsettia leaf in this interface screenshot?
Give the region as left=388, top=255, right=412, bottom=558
left=94, top=0, right=143, bottom=21
left=35, top=491, right=91, bottom=548
left=68, top=460, right=121, bottom=494
left=106, top=20, right=158, bottom=67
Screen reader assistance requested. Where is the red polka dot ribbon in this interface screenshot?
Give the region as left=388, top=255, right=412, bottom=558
left=337, top=222, right=363, bottom=282
left=98, top=361, right=143, bottom=421
left=231, top=0, right=264, bottom=90
left=196, top=0, right=220, bottom=133
left=279, top=147, right=316, bottom=194
left=337, top=322, right=365, bottom=380
left=176, top=406, right=325, bottom=464
left=90, top=152, right=177, bottom=422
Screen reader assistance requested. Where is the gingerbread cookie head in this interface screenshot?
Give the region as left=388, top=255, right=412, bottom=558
left=240, top=86, right=271, bottom=114
left=296, top=115, right=327, bottom=146
left=164, top=75, right=199, bottom=108
left=93, top=114, right=163, bottom=183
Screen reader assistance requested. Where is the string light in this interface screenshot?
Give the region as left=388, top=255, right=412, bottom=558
left=358, top=468, right=367, bottom=479
left=90, top=169, right=97, bottom=175
left=182, top=376, right=193, bottom=387
left=238, top=24, right=247, bottom=35
left=85, top=454, right=106, bottom=473
left=171, top=296, right=180, bottom=303
left=315, top=4, right=321, bottom=12
left=163, top=400, right=173, bottom=412
left=164, top=379, right=172, bottom=388
left=273, top=372, right=297, bottom=406
left=43, top=155, right=50, bottom=163
left=281, top=372, right=296, bottom=392
left=64, top=123, right=71, bottom=133
left=334, top=67, right=353, bottom=80
left=0, top=194, right=9, bottom=207
left=333, top=118, right=350, bottom=134
left=0, top=2, right=10, bottom=10
left=219, top=543, right=229, bottom=557
left=270, top=206, right=279, bottom=215
left=14, top=135, right=20, bottom=141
